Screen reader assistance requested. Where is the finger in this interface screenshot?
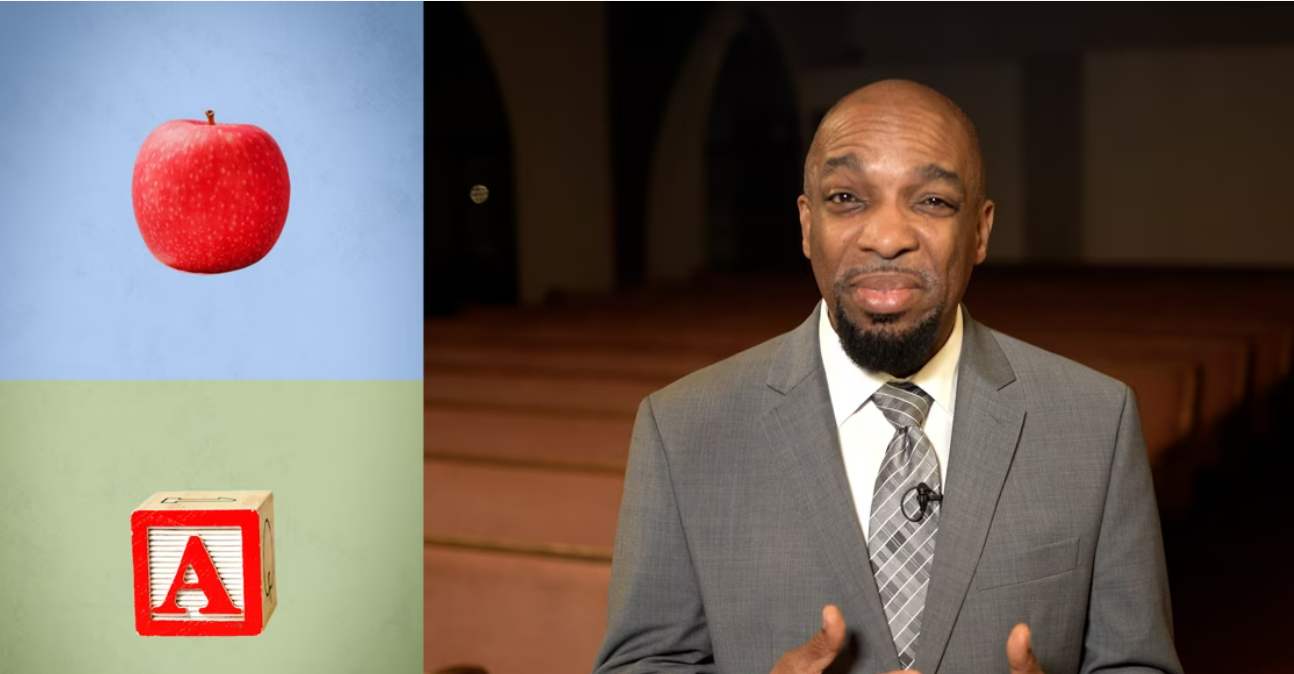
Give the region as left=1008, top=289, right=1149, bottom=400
left=777, top=605, right=847, bottom=673
left=803, top=605, right=847, bottom=665
left=1006, top=623, right=1042, bottom=674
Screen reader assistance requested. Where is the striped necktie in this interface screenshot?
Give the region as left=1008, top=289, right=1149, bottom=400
left=868, top=381, right=942, bottom=669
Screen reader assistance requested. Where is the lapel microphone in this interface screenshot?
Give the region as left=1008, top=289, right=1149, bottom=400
left=902, top=482, right=943, bottom=522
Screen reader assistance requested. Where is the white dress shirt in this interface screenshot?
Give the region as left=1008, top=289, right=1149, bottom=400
left=817, top=300, right=964, bottom=540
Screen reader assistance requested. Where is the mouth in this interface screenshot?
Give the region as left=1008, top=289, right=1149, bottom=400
left=848, top=273, right=925, bottom=315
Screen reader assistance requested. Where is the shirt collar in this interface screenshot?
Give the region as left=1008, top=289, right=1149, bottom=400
left=818, top=299, right=964, bottom=428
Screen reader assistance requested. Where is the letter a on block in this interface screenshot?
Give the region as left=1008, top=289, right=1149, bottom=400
left=153, top=535, right=242, bottom=616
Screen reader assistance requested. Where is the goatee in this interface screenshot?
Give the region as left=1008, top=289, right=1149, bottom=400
left=833, top=301, right=943, bottom=377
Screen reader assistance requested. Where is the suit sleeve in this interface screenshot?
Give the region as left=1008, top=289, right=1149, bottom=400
left=592, top=396, right=715, bottom=674
left=1079, top=386, right=1184, bottom=674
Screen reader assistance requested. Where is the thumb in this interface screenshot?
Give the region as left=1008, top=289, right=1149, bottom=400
left=1006, top=623, right=1043, bottom=674
left=778, top=605, right=847, bottom=673
left=811, top=605, right=847, bottom=662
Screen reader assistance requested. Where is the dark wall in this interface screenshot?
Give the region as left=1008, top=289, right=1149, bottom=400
left=426, top=2, right=516, bottom=316
left=606, top=3, right=714, bottom=289
left=430, top=2, right=1294, bottom=312
left=706, top=11, right=804, bottom=274
left=787, top=3, right=1294, bottom=67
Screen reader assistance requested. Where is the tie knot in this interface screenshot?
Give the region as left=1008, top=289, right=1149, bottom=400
left=872, top=381, right=933, bottom=430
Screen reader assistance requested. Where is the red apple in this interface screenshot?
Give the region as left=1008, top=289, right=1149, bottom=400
left=132, top=110, right=290, bottom=273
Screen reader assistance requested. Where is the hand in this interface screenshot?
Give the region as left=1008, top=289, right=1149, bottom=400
left=1006, top=623, right=1046, bottom=674
left=771, top=605, right=847, bottom=674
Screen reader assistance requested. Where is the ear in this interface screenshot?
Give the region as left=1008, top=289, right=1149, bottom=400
left=973, top=198, right=995, bottom=264
left=798, top=193, right=813, bottom=260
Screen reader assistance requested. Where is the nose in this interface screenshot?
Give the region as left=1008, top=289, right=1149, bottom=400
left=856, top=199, right=919, bottom=260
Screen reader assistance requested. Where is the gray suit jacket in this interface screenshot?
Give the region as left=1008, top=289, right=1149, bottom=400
left=594, top=305, right=1182, bottom=674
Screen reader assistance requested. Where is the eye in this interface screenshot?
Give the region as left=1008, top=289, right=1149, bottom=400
left=917, top=196, right=959, bottom=213
left=827, top=192, right=858, bottom=204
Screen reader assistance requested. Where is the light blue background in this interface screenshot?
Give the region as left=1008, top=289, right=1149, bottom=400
left=0, top=2, right=424, bottom=379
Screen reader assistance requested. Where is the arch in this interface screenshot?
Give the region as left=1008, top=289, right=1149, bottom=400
left=464, top=3, right=615, bottom=305
left=705, top=10, right=804, bottom=273
left=643, top=4, right=744, bottom=282
left=644, top=4, right=804, bottom=281
left=425, top=2, right=517, bottom=314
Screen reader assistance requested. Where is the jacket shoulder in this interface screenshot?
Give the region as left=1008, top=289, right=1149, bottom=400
left=986, top=326, right=1131, bottom=400
left=645, top=331, right=788, bottom=417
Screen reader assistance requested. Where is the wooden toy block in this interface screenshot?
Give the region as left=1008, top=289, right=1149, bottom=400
left=131, top=491, right=276, bottom=636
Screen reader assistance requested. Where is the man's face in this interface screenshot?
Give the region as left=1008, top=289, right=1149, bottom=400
left=797, top=97, right=994, bottom=374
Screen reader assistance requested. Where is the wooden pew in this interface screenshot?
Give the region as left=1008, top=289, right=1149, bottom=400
left=425, top=367, right=664, bottom=415
left=422, top=368, right=1194, bottom=555
left=425, top=546, right=610, bottom=674
left=425, top=405, right=632, bottom=468
left=1076, top=358, right=1199, bottom=468
left=425, top=457, right=622, bottom=552
left=422, top=268, right=1294, bottom=674
left=432, top=267, right=1294, bottom=402
left=430, top=301, right=1284, bottom=404
left=425, top=333, right=1207, bottom=471
left=426, top=318, right=783, bottom=356
left=425, top=340, right=725, bottom=381
left=969, top=302, right=1289, bottom=399
left=1006, top=330, right=1246, bottom=427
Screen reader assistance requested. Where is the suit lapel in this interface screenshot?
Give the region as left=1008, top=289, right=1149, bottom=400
left=762, top=305, right=901, bottom=669
left=913, top=309, right=1026, bottom=674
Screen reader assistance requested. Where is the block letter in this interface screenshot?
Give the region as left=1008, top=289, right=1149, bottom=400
left=152, top=535, right=242, bottom=615
left=132, top=491, right=276, bottom=636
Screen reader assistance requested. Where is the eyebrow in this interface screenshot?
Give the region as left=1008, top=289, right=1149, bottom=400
left=916, top=163, right=962, bottom=186
left=820, top=156, right=963, bottom=189
left=821, top=154, right=862, bottom=177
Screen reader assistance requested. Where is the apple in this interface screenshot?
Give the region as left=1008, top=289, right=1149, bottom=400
left=132, top=110, right=290, bottom=273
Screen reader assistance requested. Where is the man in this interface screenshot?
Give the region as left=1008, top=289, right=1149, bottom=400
left=592, top=80, right=1182, bottom=674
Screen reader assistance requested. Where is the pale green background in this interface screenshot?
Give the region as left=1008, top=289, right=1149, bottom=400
left=0, top=381, right=422, bottom=673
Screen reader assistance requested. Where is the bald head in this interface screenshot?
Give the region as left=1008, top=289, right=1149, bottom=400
left=796, top=78, right=996, bottom=377
left=803, top=79, right=986, bottom=207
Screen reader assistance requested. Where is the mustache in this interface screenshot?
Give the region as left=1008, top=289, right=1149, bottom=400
left=834, top=265, right=938, bottom=293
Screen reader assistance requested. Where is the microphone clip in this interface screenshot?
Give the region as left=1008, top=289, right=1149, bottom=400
left=901, top=482, right=943, bottom=523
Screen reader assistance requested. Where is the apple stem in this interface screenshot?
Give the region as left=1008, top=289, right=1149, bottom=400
left=206, top=110, right=215, bottom=125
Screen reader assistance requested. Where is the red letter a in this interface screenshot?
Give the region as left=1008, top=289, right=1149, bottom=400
left=153, top=535, right=242, bottom=615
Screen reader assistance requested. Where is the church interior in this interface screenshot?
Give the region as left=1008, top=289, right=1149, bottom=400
left=425, top=4, right=1294, bottom=673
